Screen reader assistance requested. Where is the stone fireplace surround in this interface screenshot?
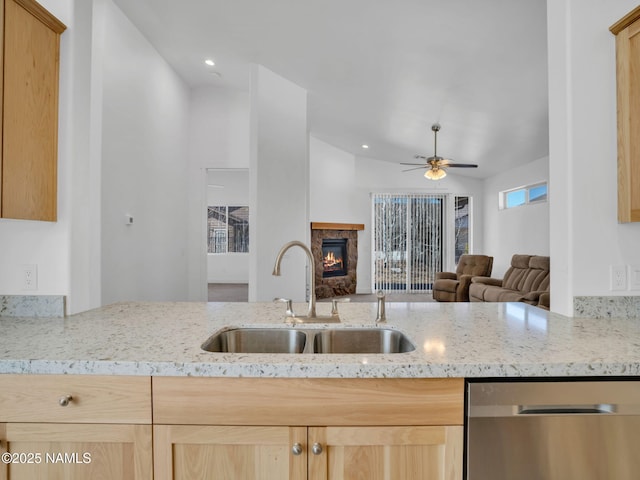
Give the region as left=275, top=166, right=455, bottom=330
left=310, top=222, right=364, bottom=300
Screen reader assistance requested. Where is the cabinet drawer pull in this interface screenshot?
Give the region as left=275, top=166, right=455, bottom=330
left=58, top=395, right=73, bottom=407
left=312, top=442, right=323, bottom=455
left=291, top=443, right=303, bottom=455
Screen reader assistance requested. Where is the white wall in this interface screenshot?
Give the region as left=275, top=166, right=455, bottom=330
left=249, top=65, right=309, bottom=302
left=547, top=0, right=640, bottom=314
left=189, top=86, right=250, bottom=169
left=309, top=137, right=359, bottom=223
left=98, top=0, right=191, bottom=305
left=483, top=156, right=550, bottom=278
left=206, top=170, right=250, bottom=283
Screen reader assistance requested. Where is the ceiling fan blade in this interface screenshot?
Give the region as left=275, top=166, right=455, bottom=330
left=444, top=163, right=478, bottom=168
left=402, top=166, right=428, bottom=172
left=401, top=162, right=428, bottom=166
left=413, top=154, right=429, bottom=160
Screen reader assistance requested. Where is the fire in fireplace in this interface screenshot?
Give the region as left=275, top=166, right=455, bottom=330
left=322, top=238, right=348, bottom=277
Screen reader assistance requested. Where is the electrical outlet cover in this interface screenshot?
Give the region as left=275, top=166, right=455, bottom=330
left=22, top=264, right=38, bottom=291
left=610, top=265, right=627, bottom=291
left=629, top=266, right=640, bottom=290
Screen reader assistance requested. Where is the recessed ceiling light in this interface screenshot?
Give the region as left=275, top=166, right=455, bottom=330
left=361, top=144, right=369, bottom=149
left=204, top=59, right=215, bottom=66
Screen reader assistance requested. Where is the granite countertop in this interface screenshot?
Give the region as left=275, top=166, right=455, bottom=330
left=0, top=301, right=639, bottom=378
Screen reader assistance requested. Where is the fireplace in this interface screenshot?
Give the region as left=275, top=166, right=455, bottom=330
left=311, top=222, right=364, bottom=299
left=322, top=239, right=348, bottom=278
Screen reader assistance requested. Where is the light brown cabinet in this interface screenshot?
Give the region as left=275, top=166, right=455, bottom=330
left=611, top=7, right=640, bottom=223
left=154, top=425, right=307, bottom=479
left=0, top=375, right=153, bottom=480
left=308, top=425, right=462, bottom=480
left=0, top=0, right=65, bottom=221
left=153, top=377, right=464, bottom=480
left=0, top=374, right=464, bottom=479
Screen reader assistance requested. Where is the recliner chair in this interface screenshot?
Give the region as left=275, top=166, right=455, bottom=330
left=432, top=255, right=494, bottom=302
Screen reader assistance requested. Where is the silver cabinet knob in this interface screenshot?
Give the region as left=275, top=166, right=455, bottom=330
left=292, top=443, right=303, bottom=456
left=58, top=394, right=73, bottom=407
left=312, top=442, right=323, bottom=455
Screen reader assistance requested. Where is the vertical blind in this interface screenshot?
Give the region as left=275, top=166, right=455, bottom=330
left=372, top=194, right=445, bottom=292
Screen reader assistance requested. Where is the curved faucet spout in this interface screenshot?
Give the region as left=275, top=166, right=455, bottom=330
left=272, top=241, right=316, bottom=318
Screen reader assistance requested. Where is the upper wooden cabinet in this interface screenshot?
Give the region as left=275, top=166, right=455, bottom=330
left=0, top=0, right=65, bottom=221
left=611, top=7, right=640, bottom=223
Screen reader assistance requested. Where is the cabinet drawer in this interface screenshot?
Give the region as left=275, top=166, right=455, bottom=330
left=153, top=377, right=464, bottom=426
left=0, top=375, right=151, bottom=424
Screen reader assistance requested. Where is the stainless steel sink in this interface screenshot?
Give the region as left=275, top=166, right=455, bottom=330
left=202, top=327, right=415, bottom=354
left=201, top=328, right=306, bottom=353
left=312, top=328, right=415, bottom=354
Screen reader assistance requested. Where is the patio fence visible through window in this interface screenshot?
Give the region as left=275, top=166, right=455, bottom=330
left=372, top=194, right=445, bottom=292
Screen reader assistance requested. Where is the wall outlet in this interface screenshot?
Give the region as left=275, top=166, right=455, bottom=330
left=610, top=265, right=627, bottom=291
left=22, top=264, right=38, bottom=291
left=629, top=266, right=640, bottom=290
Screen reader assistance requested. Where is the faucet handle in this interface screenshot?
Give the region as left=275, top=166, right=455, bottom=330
left=331, top=297, right=350, bottom=316
left=375, top=290, right=386, bottom=323
left=273, top=298, right=295, bottom=317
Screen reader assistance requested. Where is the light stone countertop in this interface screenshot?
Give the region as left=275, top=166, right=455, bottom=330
left=1, top=301, right=639, bottom=378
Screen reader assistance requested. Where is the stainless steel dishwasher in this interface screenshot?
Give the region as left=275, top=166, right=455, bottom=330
left=466, top=380, right=640, bottom=479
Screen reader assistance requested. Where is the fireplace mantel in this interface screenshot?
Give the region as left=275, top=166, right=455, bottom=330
left=311, top=222, right=364, bottom=231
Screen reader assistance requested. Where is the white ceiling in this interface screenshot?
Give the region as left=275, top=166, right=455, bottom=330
left=113, top=0, right=549, bottom=179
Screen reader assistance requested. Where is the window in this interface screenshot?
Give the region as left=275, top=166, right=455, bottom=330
left=372, top=194, right=444, bottom=292
left=372, top=193, right=472, bottom=292
left=454, top=196, right=470, bottom=264
left=500, top=182, right=547, bottom=210
left=207, top=206, right=249, bottom=253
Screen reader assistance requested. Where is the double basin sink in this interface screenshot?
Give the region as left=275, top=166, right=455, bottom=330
left=202, top=327, right=415, bottom=354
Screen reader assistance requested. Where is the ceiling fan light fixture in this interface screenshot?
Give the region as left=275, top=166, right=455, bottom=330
left=424, top=168, right=447, bottom=180
left=401, top=123, right=477, bottom=178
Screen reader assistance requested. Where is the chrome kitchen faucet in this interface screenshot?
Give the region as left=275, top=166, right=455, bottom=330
left=272, top=240, right=340, bottom=323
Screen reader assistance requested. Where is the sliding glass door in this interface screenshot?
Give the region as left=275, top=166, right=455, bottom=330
left=372, top=193, right=470, bottom=293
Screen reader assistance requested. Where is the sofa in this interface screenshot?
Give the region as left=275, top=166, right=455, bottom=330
left=469, top=254, right=550, bottom=309
left=432, top=254, right=494, bottom=302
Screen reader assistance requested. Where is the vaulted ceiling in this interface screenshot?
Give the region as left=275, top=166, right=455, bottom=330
left=113, top=0, right=548, bottom=179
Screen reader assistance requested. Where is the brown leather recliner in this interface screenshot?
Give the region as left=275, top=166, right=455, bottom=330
left=432, top=254, right=494, bottom=302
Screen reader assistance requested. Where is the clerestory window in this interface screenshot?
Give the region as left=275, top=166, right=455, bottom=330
left=500, top=182, right=547, bottom=210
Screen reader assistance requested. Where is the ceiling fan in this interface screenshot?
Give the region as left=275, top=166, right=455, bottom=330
left=402, top=123, right=478, bottom=180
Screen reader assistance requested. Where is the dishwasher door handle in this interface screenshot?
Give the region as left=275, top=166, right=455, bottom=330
left=517, top=403, right=616, bottom=415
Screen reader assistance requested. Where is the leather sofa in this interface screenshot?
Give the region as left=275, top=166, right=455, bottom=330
left=469, top=254, right=550, bottom=309
left=433, top=254, right=494, bottom=302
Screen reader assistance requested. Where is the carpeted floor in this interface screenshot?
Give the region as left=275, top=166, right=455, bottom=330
left=207, top=283, right=434, bottom=303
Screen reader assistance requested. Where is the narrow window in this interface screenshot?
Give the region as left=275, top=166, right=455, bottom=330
left=500, top=182, right=547, bottom=210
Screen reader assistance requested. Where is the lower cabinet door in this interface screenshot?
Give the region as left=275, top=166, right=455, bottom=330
left=154, top=425, right=307, bottom=480
left=0, top=423, right=152, bottom=480
left=308, top=425, right=463, bottom=480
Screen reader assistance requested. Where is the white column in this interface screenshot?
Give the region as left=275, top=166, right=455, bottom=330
left=249, top=65, right=310, bottom=302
